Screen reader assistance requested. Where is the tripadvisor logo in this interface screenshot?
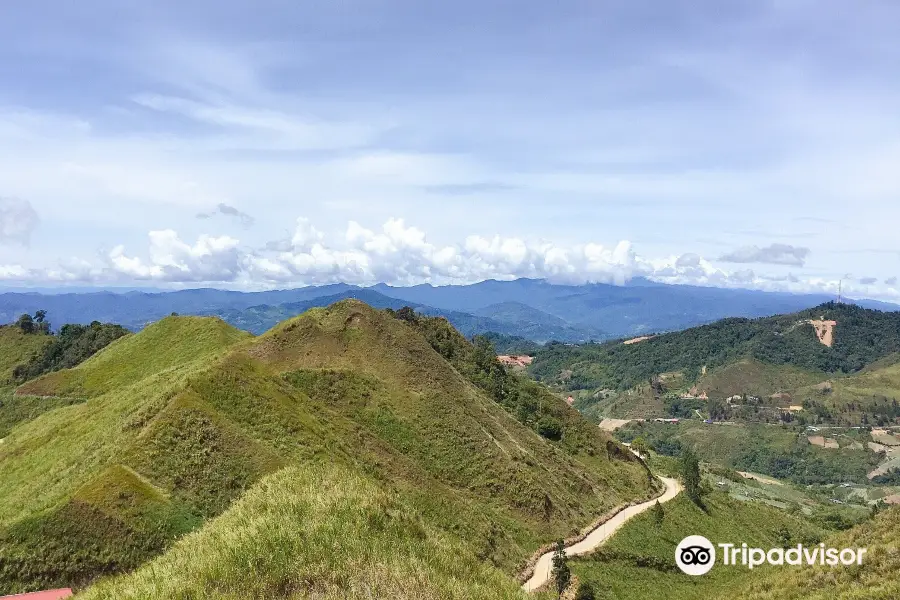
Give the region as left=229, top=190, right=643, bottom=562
left=675, top=535, right=867, bottom=576
left=676, top=535, right=716, bottom=575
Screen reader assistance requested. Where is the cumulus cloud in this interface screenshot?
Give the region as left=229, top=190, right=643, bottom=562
left=887, top=277, right=898, bottom=286
left=197, top=203, right=255, bottom=228
left=0, top=197, right=40, bottom=245
left=2, top=216, right=899, bottom=305
left=106, top=230, right=243, bottom=282
left=859, top=277, right=878, bottom=285
left=719, top=243, right=810, bottom=267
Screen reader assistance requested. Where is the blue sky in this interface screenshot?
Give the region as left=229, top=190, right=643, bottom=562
left=0, top=0, right=898, bottom=299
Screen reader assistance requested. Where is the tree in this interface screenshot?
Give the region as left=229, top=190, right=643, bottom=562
left=395, top=306, right=418, bottom=323
left=551, top=540, right=571, bottom=598
left=631, top=436, right=650, bottom=458
left=16, top=313, right=34, bottom=334
left=537, top=416, right=563, bottom=441
left=681, top=448, right=703, bottom=506
left=652, top=500, right=665, bottom=527
left=34, top=310, right=47, bottom=323
left=575, top=582, right=596, bottom=600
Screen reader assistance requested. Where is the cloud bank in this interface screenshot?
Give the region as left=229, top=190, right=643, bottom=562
left=0, top=216, right=894, bottom=303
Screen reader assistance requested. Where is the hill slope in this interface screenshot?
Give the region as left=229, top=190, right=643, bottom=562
left=0, top=301, right=652, bottom=595
left=77, top=463, right=533, bottom=600
left=735, top=505, right=900, bottom=599
left=572, top=491, right=826, bottom=600
left=532, top=302, right=900, bottom=401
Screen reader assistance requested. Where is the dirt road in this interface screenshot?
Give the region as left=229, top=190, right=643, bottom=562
left=522, top=476, right=682, bottom=592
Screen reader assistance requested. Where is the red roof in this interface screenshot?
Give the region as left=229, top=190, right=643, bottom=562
left=0, top=590, right=73, bottom=600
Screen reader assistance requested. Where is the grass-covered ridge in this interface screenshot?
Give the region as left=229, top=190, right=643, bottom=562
left=77, top=464, right=540, bottom=600
left=16, top=315, right=251, bottom=398
left=0, top=300, right=652, bottom=595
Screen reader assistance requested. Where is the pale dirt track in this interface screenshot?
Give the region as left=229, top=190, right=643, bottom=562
left=522, top=476, right=683, bottom=592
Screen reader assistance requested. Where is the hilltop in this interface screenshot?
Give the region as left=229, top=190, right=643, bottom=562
left=0, top=301, right=652, bottom=596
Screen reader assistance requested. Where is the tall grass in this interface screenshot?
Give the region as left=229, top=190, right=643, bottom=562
left=77, top=464, right=544, bottom=600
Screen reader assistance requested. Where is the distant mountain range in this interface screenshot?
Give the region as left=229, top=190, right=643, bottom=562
left=0, top=279, right=896, bottom=342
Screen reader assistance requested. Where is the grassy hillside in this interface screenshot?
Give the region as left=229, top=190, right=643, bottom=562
left=696, top=359, right=825, bottom=400
left=16, top=316, right=251, bottom=398
left=531, top=302, right=900, bottom=394
left=0, top=326, right=52, bottom=383
left=572, top=491, right=826, bottom=600
left=77, top=464, right=541, bottom=600
left=0, top=301, right=652, bottom=595
left=617, top=421, right=880, bottom=485
left=735, top=505, right=900, bottom=599
left=790, top=356, right=900, bottom=426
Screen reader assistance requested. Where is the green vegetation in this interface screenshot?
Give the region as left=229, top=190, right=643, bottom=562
left=0, top=301, right=651, bottom=595
left=15, top=315, right=251, bottom=398
left=0, top=392, right=84, bottom=438
left=0, top=325, right=53, bottom=383
left=735, top=505, right=900, bottom=599
left=77, top=464, right=539, bottom=600
left=571, top=491, right=827, bottom=600
left=617, top=421, right=881, bottom=485
left=480, top=331, right=542, bottom=355
left=551, top=540, right=571, bottom=598
left=530, top=302, right=900, bottom=398
left=390, top=307, right=615, bottom=453
left=12, top=322, right=129, bottom=382
left=790, top=356, right=900, bottom=426
left=681, top=448, right=702, bottom=506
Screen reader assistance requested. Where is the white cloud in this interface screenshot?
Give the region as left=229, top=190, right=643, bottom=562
left=0, top=197, right=40, bottom=245
left=0, top=215, right=897, bottom=303
left=106, top=230, right=242, bottom=282
left=719, top=243, right=811, bottom=267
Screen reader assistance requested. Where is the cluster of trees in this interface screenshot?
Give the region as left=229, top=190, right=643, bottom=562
left=12, top=320, right=129, bottom=382
left=478, top=331, right=542, bottom=356
left=530, top=302, right=900, bottom=393
left=15, top=311, right=51, bottom=335
left=802, top=397, right=900, bottom=428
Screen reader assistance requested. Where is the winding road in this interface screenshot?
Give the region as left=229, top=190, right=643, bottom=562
left=522, top=476, right=683, bottom=592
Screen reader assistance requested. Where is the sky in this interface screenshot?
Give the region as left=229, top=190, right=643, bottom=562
left=0, top=0, right=898, bottom=300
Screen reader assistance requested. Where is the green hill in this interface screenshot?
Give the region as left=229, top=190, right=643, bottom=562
left=532, top=302, right=900, bottom=391
left=0, top=301, right=653, bottom=596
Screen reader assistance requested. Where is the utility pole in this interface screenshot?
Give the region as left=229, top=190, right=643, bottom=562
left=837, top=279, right=842, bottom=304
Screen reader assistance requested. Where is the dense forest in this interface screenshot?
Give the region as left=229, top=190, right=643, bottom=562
left=530, top=302, right=900, bottom=391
